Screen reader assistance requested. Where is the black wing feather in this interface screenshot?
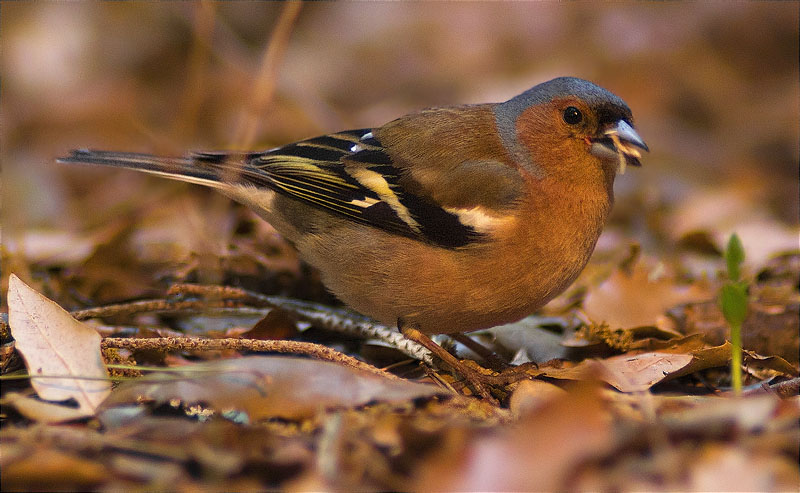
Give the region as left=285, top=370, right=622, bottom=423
left=246, top=130, right=484, bottom=248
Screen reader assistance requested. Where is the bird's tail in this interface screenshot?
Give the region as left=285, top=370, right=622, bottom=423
left=58, top=149, right=250, bottom=189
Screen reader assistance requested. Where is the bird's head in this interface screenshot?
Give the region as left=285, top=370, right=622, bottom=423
left=495, top=77, right=648, bottom=181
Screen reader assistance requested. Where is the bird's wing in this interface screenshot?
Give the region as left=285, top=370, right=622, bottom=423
left=246, top=129, right=489, bottom=248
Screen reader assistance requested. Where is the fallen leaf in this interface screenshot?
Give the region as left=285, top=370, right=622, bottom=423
left=1, top=448, right=108, bottom=491
left=3, top=392, right=95, bottom=424
left=583, top=257, right=709, bottom=329
left=238, top=309, right=299, bottom=340
left=417, top=383, right=614, bottom=491
left=743, top=352, right=799, bottom=379
left=508, top=379, right=568, bottom=417
left=68, top=224, right=166, bottom=304
left=7, top=274, right=110, bottom=420
left=660, top=393, right=781, bottom=435
left=688, top=443, right=800, bottom=491
left=102, top=356, right=446, bottom=420
left=538, top=352, right=694, bottom=392
left=571, top=323, right=688, bottom=352
left=483, top=316, right=570, bottom=363
left=668, top=342, right=733, bottom=380
left=601, top=352, right=696, bottom=392
left=639, top=333, right=708, bottom=353
left=533, top=340, right=745, bottom=392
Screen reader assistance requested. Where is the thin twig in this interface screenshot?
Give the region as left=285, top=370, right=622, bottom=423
left=101, top=337, right=399, bottom=380
left=72, top=283, right=435, bottom=365
left=168, top=283, right=435, bottom=364
left=71, top=299, right=247, bottom=321
left=743, top=376, right=800, bottom=399
left=167, top=283, right=275, bottom=306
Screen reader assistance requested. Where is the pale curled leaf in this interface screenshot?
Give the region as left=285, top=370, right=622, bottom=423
left=535, top=341, right=744, bottom=392
left=538, top=352, right=694, bottom=392
left=3, top=392, right=93, bottom=424
left=7, top=274, right=110, bottom=419
left=103, top=356, right=446, bottom=420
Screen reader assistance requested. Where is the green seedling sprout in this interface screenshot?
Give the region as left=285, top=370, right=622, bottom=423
left=719, top=233, right=747, bottom=395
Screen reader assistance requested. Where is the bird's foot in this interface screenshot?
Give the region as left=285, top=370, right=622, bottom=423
left=399, top=323, right=511, bottom=404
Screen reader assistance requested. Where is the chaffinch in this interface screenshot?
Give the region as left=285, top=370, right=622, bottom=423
left=60, top=77, right=647, bottom=340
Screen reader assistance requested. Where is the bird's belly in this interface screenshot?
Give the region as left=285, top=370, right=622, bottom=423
left=296, top=225, right=594, bottom=334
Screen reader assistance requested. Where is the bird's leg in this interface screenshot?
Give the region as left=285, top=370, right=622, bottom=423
left=450, top=333, right=508, bottom=371
left=398, top=319, right=497, bottom=402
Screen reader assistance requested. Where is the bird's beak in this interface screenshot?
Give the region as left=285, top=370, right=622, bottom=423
left=590, top=120, right=649, bottom=174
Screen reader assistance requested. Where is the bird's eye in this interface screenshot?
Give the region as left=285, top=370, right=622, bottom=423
left=563, top=106, right=583, bottom=125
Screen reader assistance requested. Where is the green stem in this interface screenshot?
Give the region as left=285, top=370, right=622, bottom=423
left=730, top=321, right=742, bottom=395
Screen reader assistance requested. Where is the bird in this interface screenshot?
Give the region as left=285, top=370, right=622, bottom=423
left=60, top=77, right=647, bottom=394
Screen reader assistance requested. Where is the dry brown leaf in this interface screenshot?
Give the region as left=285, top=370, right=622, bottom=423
left=668, top=342, right=732, bottom=379
left=238, top=309, right=299, bottom=340
left=660, top=393, right=782, bottom=435
left=638, top=333, right=708, bottom=353
left=533, top=339, right=756, bottom=392
left=103, top=356, right=445, bottom=420
left=660, top=342, right=798, bottom=382
left=1, top=447, right=108, bottom=491
left=7, top=274, right=111, bottom=420
left=600, top=352, right=695, bottom=392
left=583, top=257, right=709, bottom=329
left=538, top=352, right=694, bottom=392
left=570, top=324, right=690, bottom=352
left=69, top=227, right=163, bottom=303
left=743, top=352, right=799, bottom=379
left=417, top=383, right=614, bottom=491
left=508, top=379, right=568, bottom=417
left=687, top=443, right=800, bottom=491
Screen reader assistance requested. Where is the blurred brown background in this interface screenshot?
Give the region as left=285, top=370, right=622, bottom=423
left=2, top=2, right=798, bottom=307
